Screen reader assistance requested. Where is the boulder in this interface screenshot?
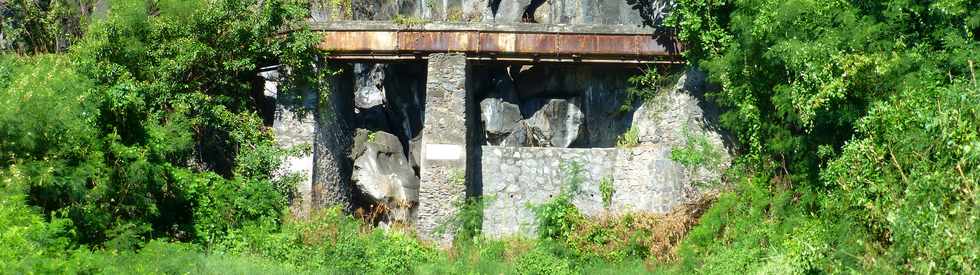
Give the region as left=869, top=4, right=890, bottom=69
left=523, top=99, right=585, bottom=147
left=355, top=85, right=385, bottom=109
left=499, top=122, right=531, bottom=147
left=353, top=64, right=386, bottom=109
left=480, top=98, right=523, bottom=144
left=351, top=129, right=419, bottom=223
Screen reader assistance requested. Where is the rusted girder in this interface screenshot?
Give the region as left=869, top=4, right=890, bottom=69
left=313, top=21, right=682, bottom=64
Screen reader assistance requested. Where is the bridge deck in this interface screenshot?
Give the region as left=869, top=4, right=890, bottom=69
left=313, top=21, right=681, bottom=64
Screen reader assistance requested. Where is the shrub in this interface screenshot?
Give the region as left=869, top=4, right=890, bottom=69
left=670, top=124, right=723, bottom=168
left=616, top=127, right=641, bottom=148
left=514, top=246, right=576, bottom=275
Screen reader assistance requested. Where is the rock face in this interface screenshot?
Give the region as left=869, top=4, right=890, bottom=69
left=349, top=63, right=428, bottom=223
left=351, top=130, right=420, bottom=223
left=524, top=99, right=585, bottom=147
left=310, top=0, right=650, bottom=25
left=628, top=69, right=729, bottom=184
left=480, top=98, right=523, bottom=142
left=263, top=70, right=316, bottom=218
left=353, top=64, right=387, bottom=110
left=479, top=96, right=585, bottom=148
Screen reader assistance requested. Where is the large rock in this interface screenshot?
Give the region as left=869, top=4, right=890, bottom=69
left=353, top=64, right=386, bottom=110
left=480, top=98, right=523, bottom=143
left=500, top=122, right=531, bottom=147
left=355, top=86, right=385, bottom=109
left=351, top=129, right=419, bottom=223
left=628, top=69, right=730, bottom=183
left=523, top=99, right=585, bottom=147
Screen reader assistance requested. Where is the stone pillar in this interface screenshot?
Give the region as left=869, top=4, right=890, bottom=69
left=264, top=70, right=316, bottom=218
left=313, top=64, right=356, bottom=212
left=417, top=53, right=469, bottom=243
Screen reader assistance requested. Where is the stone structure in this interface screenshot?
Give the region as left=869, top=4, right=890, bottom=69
left=313, top=65, right=356, bottom=211
left=267, top=0, right=725, bottom=243
left=480, top=69, right=729, bottom=237
left=416, top=54, right=470, bottom=244
left=479, top=145, right=694, bottom=237
left=263, top=70, right=316, bottom=217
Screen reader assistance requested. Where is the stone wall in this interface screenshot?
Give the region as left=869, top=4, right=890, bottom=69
left=480, top=145, right=694, bottom=237
left=480, top=69, right=730, bottom=238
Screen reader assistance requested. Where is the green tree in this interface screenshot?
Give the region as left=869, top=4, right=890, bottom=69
left=1, top=0, right=322, bottom=247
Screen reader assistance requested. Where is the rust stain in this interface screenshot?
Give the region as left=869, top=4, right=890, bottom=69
left=478, top=32, right=515, bottom=54
left=514, top=33, right=557, bottom=56
left=321, top=31, right=398, bottom=52
left=319, top=27, right=679, bottom=63
left=557, top=34, right=595, bottom=56
left=595, top=35, right=637, bottom=56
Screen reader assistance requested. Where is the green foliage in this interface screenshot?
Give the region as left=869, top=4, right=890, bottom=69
left=667, top=0, right=980, bottom=273
left=670, top=124, right=723, bottom=168
left=0, top=177, right=79, bottom=273
left=446, top=7, right=465, bottom=22
left=821, top=78, right=979, bottom=272
left=616, top=127, right=640, bottom=148
left=0, top=0, right=93, bottom=54
left=532, top=161, right=586, bottom=241
left=441, top=196, right=492, bottom=243
left=449, top=168, right=466, bottom=186
left=1, top=0, right=319, bottom=248
left=513, top=245, right=576, bottom=275
left=217, top=208, right=437, bottom=274
left=620, top=66, right=670, bottom=113
left=393, top=15, right=430, bottom=27
left=327, top=0, right=353, bottom=19
left=599, top=177, right=615, bottom=208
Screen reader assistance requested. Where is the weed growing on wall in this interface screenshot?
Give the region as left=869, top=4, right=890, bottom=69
left=436, top=196, right=493, bottom=243
left=670, top=124, right=722, bottom=169
left=599, top=177, right=615, bottom=208
left=446, top=7, right=464, bottom=22
left=616, top=127, right=641, bottom=148
left=393, top=14, right=429, bottom=27
left=531, top=161, right=585, bottom=241
left=328, top=0, right=353, bottom=19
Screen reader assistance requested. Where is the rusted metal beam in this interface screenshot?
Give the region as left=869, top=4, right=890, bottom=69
left=314, top=21, right=682, bottom=64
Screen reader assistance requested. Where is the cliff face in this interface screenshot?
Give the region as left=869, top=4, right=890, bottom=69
left=311, top=0, right=660, bottom=26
